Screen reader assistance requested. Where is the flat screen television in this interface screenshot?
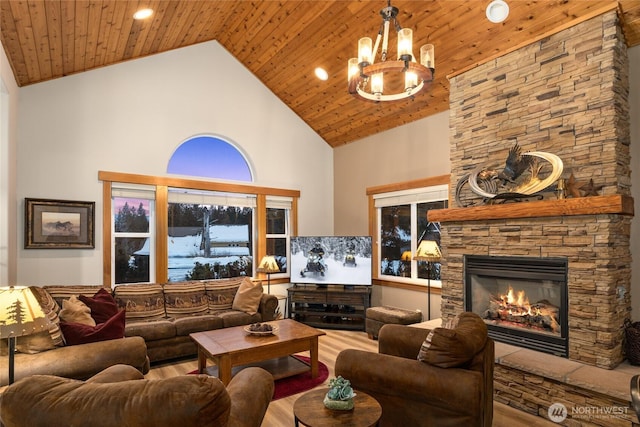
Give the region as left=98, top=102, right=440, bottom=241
left=290, top=236, right=372, bottom=286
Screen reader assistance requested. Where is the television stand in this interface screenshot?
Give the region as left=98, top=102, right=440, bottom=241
left=287, top=284, right=371, bottom=331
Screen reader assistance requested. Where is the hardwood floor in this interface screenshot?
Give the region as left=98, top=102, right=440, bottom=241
left=148, top=328, right=556, bottom=426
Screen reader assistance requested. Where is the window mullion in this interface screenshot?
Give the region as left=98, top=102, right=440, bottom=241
left=155, top=186, right=168, bottom=283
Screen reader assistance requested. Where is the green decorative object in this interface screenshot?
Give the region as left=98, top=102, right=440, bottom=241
left=323, top=376, right=356, bottom=411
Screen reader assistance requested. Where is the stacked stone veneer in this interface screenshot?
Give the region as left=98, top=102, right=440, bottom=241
left=441, top=11, right=631, bottom=369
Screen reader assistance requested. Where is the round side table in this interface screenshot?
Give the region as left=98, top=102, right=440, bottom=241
left=293, top=388, right=382, bottom=427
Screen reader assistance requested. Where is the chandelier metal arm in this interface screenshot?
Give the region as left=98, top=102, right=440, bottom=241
left=348, top=61, right=435, bottom=103
left=359, top=61, right=434, bottom=83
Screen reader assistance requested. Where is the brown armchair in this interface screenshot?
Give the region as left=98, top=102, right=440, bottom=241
left=0, top=364, right=274, bottom=427
left=335, top=312, right=494, bottom=427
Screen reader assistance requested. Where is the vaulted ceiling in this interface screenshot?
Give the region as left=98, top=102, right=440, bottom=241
left=2, top=1, right=639, bottom=147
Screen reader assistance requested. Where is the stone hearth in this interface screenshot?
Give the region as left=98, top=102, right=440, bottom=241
left=416, top=318, right=637, bottom=426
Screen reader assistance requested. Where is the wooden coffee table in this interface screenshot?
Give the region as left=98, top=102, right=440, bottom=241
left=293, top=388, right=382, bottom=427
left=189, top=319, right=326, bottom=385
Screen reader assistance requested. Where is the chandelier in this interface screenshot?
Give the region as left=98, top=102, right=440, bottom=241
left=348, top=0, right=435, bottom=102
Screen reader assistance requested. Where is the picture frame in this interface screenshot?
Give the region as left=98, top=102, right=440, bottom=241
left=25, top=198, right=95, bottom=249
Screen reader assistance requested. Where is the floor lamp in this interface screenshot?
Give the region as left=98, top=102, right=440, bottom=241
left=414, top=240, right=442, bottom=320
left=257, top=255, right=280, bottom=294
left=0, top=286, right=50, bottom=384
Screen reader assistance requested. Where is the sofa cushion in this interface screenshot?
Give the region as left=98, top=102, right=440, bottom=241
left=163, top=282, right=209, bottom=318
left=216, top=310, right=261, bottom=328
left=125, top=319, right=176, bottom=341
left=60, top=310, right=126, bottom=346
left=114, top=283, right=166, bottom=321
left=59, top=295, right=96, bottom=326
left=173, top=315, right=223, bottom=336
left=205, top=277, right=243, bottom=311
left=0, top=372, right=232, bottom=427
left=29, top=286, right=64, bottom=347
left=417, top=312, right=488, bottom=368
left=232, top=277, right=263, bottom=315
left=79, top=288, right=119, bottom=324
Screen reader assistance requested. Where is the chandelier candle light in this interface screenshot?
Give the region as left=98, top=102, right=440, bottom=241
left=348, top=0, right=434, bottom=102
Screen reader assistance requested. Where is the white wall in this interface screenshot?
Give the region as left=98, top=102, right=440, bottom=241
left=0, top=40, right=19, bottom=286
left=630, top=44, right=640, bottom=319
left=16, top=40, right=333, bottom=285
left=333, top=110, right=451, bottom=236
left=333, top=110, right=451, bottom=317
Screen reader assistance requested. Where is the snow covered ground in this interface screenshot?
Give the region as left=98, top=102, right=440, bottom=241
left=136, top=226, right=251, bottom=282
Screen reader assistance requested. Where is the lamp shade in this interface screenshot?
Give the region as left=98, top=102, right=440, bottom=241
left=257, top=256, right=280, bottom=274
left=0, top=286, right=49, bottom=339
left=414, top=240, right=442, bottom=262
left=401, top=251, right=413, bottom=262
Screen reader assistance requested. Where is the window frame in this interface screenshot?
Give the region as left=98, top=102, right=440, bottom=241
left=100, top=171, right=299, bottom=286
left=367, top=174, right=450, bottom=292
left=111, top=186, right=156, bottom=284
left=265, top=200, right=292, bottom=279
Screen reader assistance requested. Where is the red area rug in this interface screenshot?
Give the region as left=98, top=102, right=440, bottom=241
left=188, top=355, right=328, bottom=401
left=272, top=355, right=328, bottom=400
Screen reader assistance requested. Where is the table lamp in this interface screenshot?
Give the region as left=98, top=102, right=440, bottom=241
left=0, top=286, right=50, bottom=384
left=401, top=251, right=413, bottom=277
left=257, top=255, right=280, bottom=294
left=414, top=240, right=442, bottom=320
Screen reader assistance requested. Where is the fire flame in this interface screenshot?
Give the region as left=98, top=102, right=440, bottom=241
left=499, top=285, right=542, bottom=317
left=486, top=284, right=560, bottom=334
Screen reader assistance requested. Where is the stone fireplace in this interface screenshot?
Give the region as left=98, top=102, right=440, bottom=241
left=428, top=10, right=633, bottom=370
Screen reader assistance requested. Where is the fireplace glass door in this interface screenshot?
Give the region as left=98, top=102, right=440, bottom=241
left=464, top=255, right=568, bottom=357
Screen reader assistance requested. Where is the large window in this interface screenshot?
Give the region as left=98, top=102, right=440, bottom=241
left=368, top=176, right=449, bottom=290
left=167, top=190, right=256, bottom=281
left=101, top=172, right=298, bottom=287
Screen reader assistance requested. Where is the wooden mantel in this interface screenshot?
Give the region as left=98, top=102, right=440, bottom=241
left=428, top=195, right=634, bottom=223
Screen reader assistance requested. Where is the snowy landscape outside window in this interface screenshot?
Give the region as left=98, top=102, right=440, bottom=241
left=101, top=167, right=300, bottom=286
left=375, top=185, right=448, bottom=285
left=113, top=193, right=155, bottom=285
left=167, top=190, right=255, bottom=281
left=265, top=199, right=292, bottom=276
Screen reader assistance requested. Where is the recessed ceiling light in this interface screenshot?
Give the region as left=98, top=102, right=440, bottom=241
left=486, top=0, right=509, bottom=24
left=133, top=8, right=153, bottom=20
left=314, top=67, right=329, bottom=81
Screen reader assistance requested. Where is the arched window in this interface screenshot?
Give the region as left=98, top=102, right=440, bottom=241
left=102, top=135, right=296, bottom=288
left=167, top=135, right=253, bottom=182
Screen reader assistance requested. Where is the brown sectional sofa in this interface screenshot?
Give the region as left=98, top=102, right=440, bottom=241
left=1, top=364, right=274, bottom=427
left=0, top=278, right=278, bottom=386
left=114, top=278, right=278, bottom=362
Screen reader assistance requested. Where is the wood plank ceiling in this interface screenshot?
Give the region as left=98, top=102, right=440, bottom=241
left=1, top=1, right=639, bottom=147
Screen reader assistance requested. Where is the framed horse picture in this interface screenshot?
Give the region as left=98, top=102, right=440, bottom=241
left=25, top=198, right=95, bottom=249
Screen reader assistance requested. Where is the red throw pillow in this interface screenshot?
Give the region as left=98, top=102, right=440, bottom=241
left=79, top=288, right=119, bottom=324
left=60, top=310, right=126, bottom=345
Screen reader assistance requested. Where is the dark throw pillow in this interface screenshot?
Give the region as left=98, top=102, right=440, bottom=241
left=417, top=312, right=488, bottom=368
left=79, top=288, right=119, bottom=324
left=60, top=310, right=126, bottom=346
